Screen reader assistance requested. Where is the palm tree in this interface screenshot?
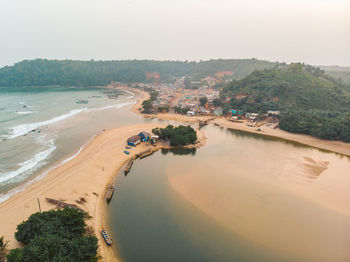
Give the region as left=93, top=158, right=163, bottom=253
left=0, top=236, right=9, bottom=262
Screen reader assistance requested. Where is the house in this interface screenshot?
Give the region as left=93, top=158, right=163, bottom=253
left=150, top=135, right=159, bottom=144
left=127, top=135, right=141, bottom=146
left=214, top=107, right=223, bottom=116
left=138, top=131, right=150, bottom=142
left=267, top=110, right=280, bottom=116
left=187, top=111, right=195, bottom=116
left=245, top=113, right=259, bottom=120
left=231, top=109, right=243, bottom=115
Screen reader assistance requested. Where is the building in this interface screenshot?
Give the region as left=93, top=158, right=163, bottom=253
left=150, top=135, right=159, bottom=144
left=187, top=111, right=195, bottom=116
left=267, top=110, right=280, bottom=116
left=138, top=131, right=150, bottom=142
left=127, top=135, right=141, bottom=146
left=245, top=113, right=259, bottom=120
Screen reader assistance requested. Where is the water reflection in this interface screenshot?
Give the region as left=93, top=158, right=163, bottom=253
left=161, top=148, right=197, bottom=156
left=109, top=125, right=350, bottom=262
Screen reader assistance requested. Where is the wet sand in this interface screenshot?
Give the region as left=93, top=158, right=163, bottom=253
left=167, top=126, right=350, bottom=261
left=1, top=85, right=350, bottom=261
left=0, top=88, right=206, bottom=261
left=0, top=123, right=165, bottom=260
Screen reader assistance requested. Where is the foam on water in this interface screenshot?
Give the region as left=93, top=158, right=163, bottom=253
left=0, top=132, right=97, bottom=203
left=0, top=140, right=56, bottom=184
left=98, top=101, right=135, bottom=111
left=7, top=108, right=88, bottom=139
left=16, top=111, right=37, bottom=115
left=123, top=89, right=135, bottom=99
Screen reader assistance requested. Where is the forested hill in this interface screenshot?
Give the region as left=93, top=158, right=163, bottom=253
left=222, top=63, right=349, bottom=112
left=320, top=66, right=350, bottom=84
left=0, top=59, right=276, bottom=87
left=221, top=63, right=350, bottom=142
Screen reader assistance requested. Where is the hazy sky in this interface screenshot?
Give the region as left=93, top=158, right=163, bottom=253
left=1, top=0, right=349, bottom=67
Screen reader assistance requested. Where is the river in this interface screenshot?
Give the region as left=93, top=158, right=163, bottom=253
left=108, top=125, right=350, bottom=262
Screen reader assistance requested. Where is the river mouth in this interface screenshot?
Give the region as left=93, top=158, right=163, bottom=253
left=108, top=125, right=350, bottom=262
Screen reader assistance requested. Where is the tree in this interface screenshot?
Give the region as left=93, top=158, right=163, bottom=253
left=142, top=100, right=153, bottom=113
left=154, top=125, right=197, bottom=146
left=7, top=208, right=98, bottom=262
left=0, top=236, right=9, bottom=262
left=212, top=98, right=223, bottom=107
left=199, top=96, right=208, bottom=106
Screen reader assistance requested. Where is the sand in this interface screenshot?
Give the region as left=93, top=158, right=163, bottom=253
left=0, top=123, right=165, bottom=261
left=1, top=85, right=350, bottom=261
left=211, top=118, right=350, bottom=157
left=0, top=88, right=205, bottom=261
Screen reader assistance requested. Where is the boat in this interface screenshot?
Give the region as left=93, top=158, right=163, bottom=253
left=75, top=99, right=89, bottom=104
left=124, top=158, right=134, bottom=174
left=105, top=184, right=115, bottom=202
left=101, top=227, right=113, bottom=246
left=139, top=149, right=154, bottom=159
left=124, top=150, right=130, bottom=155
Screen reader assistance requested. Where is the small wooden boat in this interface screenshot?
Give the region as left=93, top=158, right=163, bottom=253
left=124, top=158, right=134, bottom=174
left=101, top=227, right=112, bottom=246
left=123, top=150, right=130, bottom=155
left=105, top=184, right=115, bottom=202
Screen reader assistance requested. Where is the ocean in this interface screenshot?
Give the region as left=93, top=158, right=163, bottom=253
left=0, top=86, right=137, bottom=201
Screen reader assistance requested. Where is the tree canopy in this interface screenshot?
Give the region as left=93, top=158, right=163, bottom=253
left=152, top=125, right=197, bottom=146
left=220, top=63, right=350, bottom=142
left=6, top=208, right=98, bottom=262
left=0, top=59, right=276, bottom=87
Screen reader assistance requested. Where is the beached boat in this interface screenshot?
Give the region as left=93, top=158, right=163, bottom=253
left=124, top=158, right=134, bottom=174
left=101, top=227, right=112, bottom=246
left=105, top=184, right=115, bottom=202
left=124, top=150, right=130, bottom=155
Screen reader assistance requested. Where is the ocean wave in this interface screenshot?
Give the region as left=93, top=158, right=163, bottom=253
left=122, top=89, right=135, bottom=99
left=0, top=132, right=97, bottom=203
left=97, top=101, right=135, bottom=111
left=7, top=108, right=88, bottom=139
left=0, top=140, right=56, bottom=184
left=16, top=111, right=37, bottom=115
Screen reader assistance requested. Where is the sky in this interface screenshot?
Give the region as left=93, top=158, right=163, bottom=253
left=0, top=0, right=349, bottom=67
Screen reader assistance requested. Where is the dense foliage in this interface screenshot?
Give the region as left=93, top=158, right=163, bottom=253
left=0, top=236, right=9, bottom=262
left=199, top=97, right=208, bottom=106
left=0, top=59, right=276, bottom=87
left=220, top=63, right=350, bottom=142
left=6, top=208, right=98, bottom=262
left=320, top=65, right=350, bottom=84
left=152, top=125, right=197, bottom=146
left=141, top=89, right=158, bottom=113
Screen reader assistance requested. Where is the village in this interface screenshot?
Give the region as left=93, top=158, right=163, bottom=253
left=128, top=74, right=280, bottom=128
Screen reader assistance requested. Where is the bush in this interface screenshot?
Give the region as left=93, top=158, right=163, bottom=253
left=7, top=208, right=98, bottom=262
left=152, top=125, right=197, bottom=146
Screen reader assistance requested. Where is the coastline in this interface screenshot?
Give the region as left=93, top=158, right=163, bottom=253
left=1, top=85, right=350, bottom=262
left=210, top=118, right=350, bottom=157
left=125, top=86, right=350, bottom=157
left=0, top=88, right=205, bottom=262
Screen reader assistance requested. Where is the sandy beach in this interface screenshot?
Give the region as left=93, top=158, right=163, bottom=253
left=0, top=88, right=205, bottom=261
left=211, top=118, right=350, bottom=157
left=0, top=123, right=165, bottom=260
left=1, top=85, right=350, bottom=261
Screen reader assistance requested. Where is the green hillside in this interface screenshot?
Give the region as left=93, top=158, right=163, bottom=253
left=0, top=59, right=276, bottom=87
left=221, top=63, right=350, bottom=142
left=320, top=65, right=350, bottom=84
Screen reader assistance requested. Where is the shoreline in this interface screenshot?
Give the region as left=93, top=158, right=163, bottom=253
left=0, top=88, right=205, bottom=262
left=124, top=85, right=350, bottom=157
left=1, top=85, right=350, bottom=262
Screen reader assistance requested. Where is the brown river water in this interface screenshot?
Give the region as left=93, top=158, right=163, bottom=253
left=109, top=125, right=350, bottom=262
